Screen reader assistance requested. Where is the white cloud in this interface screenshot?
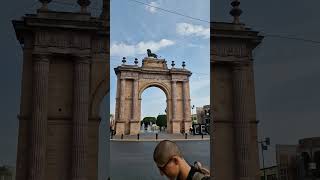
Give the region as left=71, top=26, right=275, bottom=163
left=145, top=1, right=159, bottom=14
left=176, top=23, right=210, bottom=39
left=111, top=39, right=175, bottom=57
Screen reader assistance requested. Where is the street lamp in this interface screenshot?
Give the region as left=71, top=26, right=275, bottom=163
left=205, top=110, right=210, bottom=124
left=258, top=137, right=270, bottom=180
left=191, top=105, right=195, bottom=122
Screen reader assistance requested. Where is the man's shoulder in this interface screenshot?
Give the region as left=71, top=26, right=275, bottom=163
left=193, top=172, right=211, bottom=180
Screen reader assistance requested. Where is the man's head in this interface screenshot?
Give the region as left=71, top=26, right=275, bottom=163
left=153, top=140, right=185, bottom=179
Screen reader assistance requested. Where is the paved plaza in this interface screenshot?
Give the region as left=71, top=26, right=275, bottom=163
left=111, top=132, right=210, bottom=141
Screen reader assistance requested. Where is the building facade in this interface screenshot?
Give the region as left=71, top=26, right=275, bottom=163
left=260, top=166, right=278, bottom=180
left=296, top=137, right=320, bottom=180
left=276, top=145, right=298, bottom=180
left=275, top=137, right=320, bottom=180
left=196, top=105, right=210, bottom=124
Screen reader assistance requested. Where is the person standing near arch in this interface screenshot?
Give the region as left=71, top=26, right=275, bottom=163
left=153, top=140, right=210, bottom=180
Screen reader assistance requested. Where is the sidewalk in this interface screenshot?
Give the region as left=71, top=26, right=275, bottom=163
left=110, top=132, right=210, bottom=142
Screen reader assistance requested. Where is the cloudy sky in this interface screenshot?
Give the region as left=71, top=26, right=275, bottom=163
left=214, top=0, right=320, bottom=167
left=110, top=0, right=210, bottom=118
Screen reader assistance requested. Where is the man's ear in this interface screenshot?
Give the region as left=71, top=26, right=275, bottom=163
left=172, top=156, right=180, bottom=164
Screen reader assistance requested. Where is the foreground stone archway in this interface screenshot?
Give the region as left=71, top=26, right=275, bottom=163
left=12, top=0, right=110, bottom=179
left=210, top=20, right=264, bottom=180
left=114, top=57, right=192, bottom=135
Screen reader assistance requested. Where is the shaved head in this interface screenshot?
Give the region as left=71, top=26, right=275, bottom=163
left=153, top=140, right=183, bottom=167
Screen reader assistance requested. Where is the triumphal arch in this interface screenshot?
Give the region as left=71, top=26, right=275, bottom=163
left=114, top=55, right=192, bottom=135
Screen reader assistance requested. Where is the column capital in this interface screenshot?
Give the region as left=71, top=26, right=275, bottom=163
left=33, top=53, right=50, bottom=63
left=74, top=55, right=91, bottom=64
left=232, top=61, right=251, bottom=71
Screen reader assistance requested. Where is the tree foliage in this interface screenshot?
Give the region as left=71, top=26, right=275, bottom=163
left=142, top=116, right=156, bottom=126
left=156, top=114, right=167, bottom=127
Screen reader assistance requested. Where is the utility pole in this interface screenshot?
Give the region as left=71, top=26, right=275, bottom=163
left=258, top=137, right=270, bottom=180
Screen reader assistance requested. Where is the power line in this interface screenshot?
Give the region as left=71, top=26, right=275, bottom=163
left=263, top=33, right=320, bottom=45
left=46, top=0, right=320, bottom=46
left=124, top=0, right=320, bottom=45
left=51, top=0, right=320, bottom=45
left=126, top=0, right=210, bottom=23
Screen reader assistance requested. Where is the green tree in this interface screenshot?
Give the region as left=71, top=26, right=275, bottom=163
left=142, top=116, right=156, bottom=126
left=0, top=166, right=11, bottom=176
left=192, top=116, right=197, bottom=124
left=156, top=114, right=167, bottom=128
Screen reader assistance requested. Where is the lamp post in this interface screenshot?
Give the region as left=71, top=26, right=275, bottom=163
left=191, top=105, right=195, bottom=122
left=258, top=137, right=270, bottom=180
left=205, top=110, right=210, bottom=124
left=205, top=111, right=210, bottom=134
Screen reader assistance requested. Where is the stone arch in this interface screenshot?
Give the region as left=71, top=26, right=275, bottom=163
left=138, top=81, right=171, bottom=130
left=138, top=81, right=170, bottom=99
left=113, top=57, right=192, bottom=135
left=90, top=77, right=109, bottom=118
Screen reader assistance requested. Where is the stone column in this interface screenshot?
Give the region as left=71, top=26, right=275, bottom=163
left=171, top=80, right=178, bottom=133
left=232, top=62, right=251, bottom=180
left=171, top=81, right=177, bottom=120
left=119, top=78, right=126, bottom=120
left=29, top=54, right=49, bottom=180
left=114, top=78, right=120, bottom=121
left=129, top=79, right=139, bottom=134
left=131, top=79, right=138, bottom=121
left=71, top=56, right=90, bottom=180
left=183, top=81, right=191, bottom=121
left=182, top=81, right=191, bottom=130
left=116, top=78, right=127, bottom=135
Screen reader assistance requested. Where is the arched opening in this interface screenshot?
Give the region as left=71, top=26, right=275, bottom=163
left=140, top=86, right=168, bottom=134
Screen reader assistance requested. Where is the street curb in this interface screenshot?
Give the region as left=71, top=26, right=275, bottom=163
left=110, top=138, right=210, bottom=142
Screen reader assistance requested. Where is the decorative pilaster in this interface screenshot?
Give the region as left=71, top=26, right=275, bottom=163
left=29, top=54, right=49, bottom=180
left=183, top=81, right=190, bottom=122
left=119, top=78, right=126, bottom=121
left=171, top=81, right=177, bottom=121
left=232, top=62, right=251, bottom=180
left=131, top=79, right=138, bottom=121
left=71, top=56, right=90, bottom=180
